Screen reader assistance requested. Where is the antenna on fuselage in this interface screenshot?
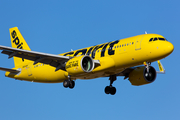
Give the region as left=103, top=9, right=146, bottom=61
left=145, top=31, right=147, bottom=34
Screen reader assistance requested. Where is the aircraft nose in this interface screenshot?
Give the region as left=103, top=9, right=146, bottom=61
left=166, top=42, right=174, bottom=54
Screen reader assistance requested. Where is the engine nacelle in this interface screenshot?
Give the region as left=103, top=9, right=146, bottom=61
left=129, top=66, right=156, bottom=86
left=65, top=55, right=94, bottom=76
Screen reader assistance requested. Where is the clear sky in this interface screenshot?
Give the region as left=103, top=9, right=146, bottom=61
left=0, top=0, right=179, bottom=120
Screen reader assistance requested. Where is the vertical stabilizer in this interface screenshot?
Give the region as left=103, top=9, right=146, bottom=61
left=9, top=27, right=32, bottom=67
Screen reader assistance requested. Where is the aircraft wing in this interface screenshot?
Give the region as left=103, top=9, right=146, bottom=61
left=115, top=67, right=135, bottom=79
left=0, top=45, right=71, bottom=71
left=116, top=60, right=166, bottom=79
left=0, top=67, right=20, bottom=73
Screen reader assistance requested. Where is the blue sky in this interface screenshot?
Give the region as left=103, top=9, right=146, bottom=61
left=0, top=0, right=179, bottom=120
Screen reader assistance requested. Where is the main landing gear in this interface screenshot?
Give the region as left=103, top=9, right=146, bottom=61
left=63, top=76, right=75, bottom=89
left=105, top=75, right=117, bottom=95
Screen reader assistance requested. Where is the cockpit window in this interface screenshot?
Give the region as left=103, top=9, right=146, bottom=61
left=149, top=38, right=153, bottom=42
left=159, top=38, right=166, bottom=41
left=153, top=38, right=158, bottom=41
left=149, top=37, right=167, bottom=42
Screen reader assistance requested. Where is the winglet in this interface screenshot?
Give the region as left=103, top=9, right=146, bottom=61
left=156, top=60, right=165, bottom=74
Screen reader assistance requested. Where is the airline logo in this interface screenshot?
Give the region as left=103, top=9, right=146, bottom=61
left=11, top=30, right=23, bottom=49
left=63, top=40, right=119, bottom=58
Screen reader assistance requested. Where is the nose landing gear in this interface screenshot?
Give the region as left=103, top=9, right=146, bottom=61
left=104, top=75, right=117, bottom=95
left=145, top=62, right=152, bottom=78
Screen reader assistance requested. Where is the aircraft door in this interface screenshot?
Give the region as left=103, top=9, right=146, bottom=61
left=27, top=64, right=32, bottom=76
left=135, top=35, right=144, bottom=50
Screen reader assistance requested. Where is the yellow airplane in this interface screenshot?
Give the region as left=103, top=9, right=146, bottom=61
left=0, top=27, right=174, bottom=95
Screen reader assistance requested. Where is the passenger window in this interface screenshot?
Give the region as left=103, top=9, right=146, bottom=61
left=153, top=38, right=158, bottom=41
left=149, top=38, right=153, bottom=42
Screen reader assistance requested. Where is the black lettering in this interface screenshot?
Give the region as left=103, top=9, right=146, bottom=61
left=101, top=43, right=109, bottom=57
left=63, top=52, right=74, bottom=56
left=108, top=40, right=119, bottom=55
left=74, top=49, right=87, bottom=56
left=11, top=30, right=17, bottom=39
left=17, top=42, right=23, bottom=49
left=86, top=46, right=95, bottom=56
left=91, top=44, right=104, bottom=59
left=66, top=64, right=71, bottom=69
left=13, top=37, right=20, bottom=45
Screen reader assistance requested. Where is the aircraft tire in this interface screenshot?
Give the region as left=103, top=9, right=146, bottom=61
left=63, top=80, right=70, bottom=88
left=105, top=86, right=116, bottom=95
left=110, top=87, right=116, bottom=95
left=105, top=86, right=111, bottom=94
left=69, top=80, right=75, bottom=89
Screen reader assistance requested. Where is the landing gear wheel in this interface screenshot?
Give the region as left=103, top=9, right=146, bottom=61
left=104, top=86, right=116, bottom=95
left=105, top=86, right=111, bottom=94
left=110, top=87, right=116, bottom=95
left=104, top=75, right=117, bottom=95
left=63, top=80, right=70, bottom=88
left=69, top=80, right=75, bottom=89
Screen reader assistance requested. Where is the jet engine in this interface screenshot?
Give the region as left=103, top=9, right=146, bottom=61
left=128, top=66, right=156, bottom=86
left=65, top=55, right=94, bottom=76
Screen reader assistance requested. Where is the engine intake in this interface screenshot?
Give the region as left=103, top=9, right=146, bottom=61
left=65, top=55, right=94, bottom=75
left=129, top=66, right=156, bottom=86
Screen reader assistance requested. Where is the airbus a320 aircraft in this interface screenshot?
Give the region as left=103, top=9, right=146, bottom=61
left=0, top=27, right=174, bottom=95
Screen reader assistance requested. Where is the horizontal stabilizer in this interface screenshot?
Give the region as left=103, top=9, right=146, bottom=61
left=0, top=67, right=20, bottom=73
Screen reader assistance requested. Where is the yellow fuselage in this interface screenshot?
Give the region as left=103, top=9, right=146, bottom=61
left=5, top=34, right=174, bottom=83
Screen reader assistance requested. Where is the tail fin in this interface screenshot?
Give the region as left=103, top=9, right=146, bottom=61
left=9, top=27, right=32, bottom=67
